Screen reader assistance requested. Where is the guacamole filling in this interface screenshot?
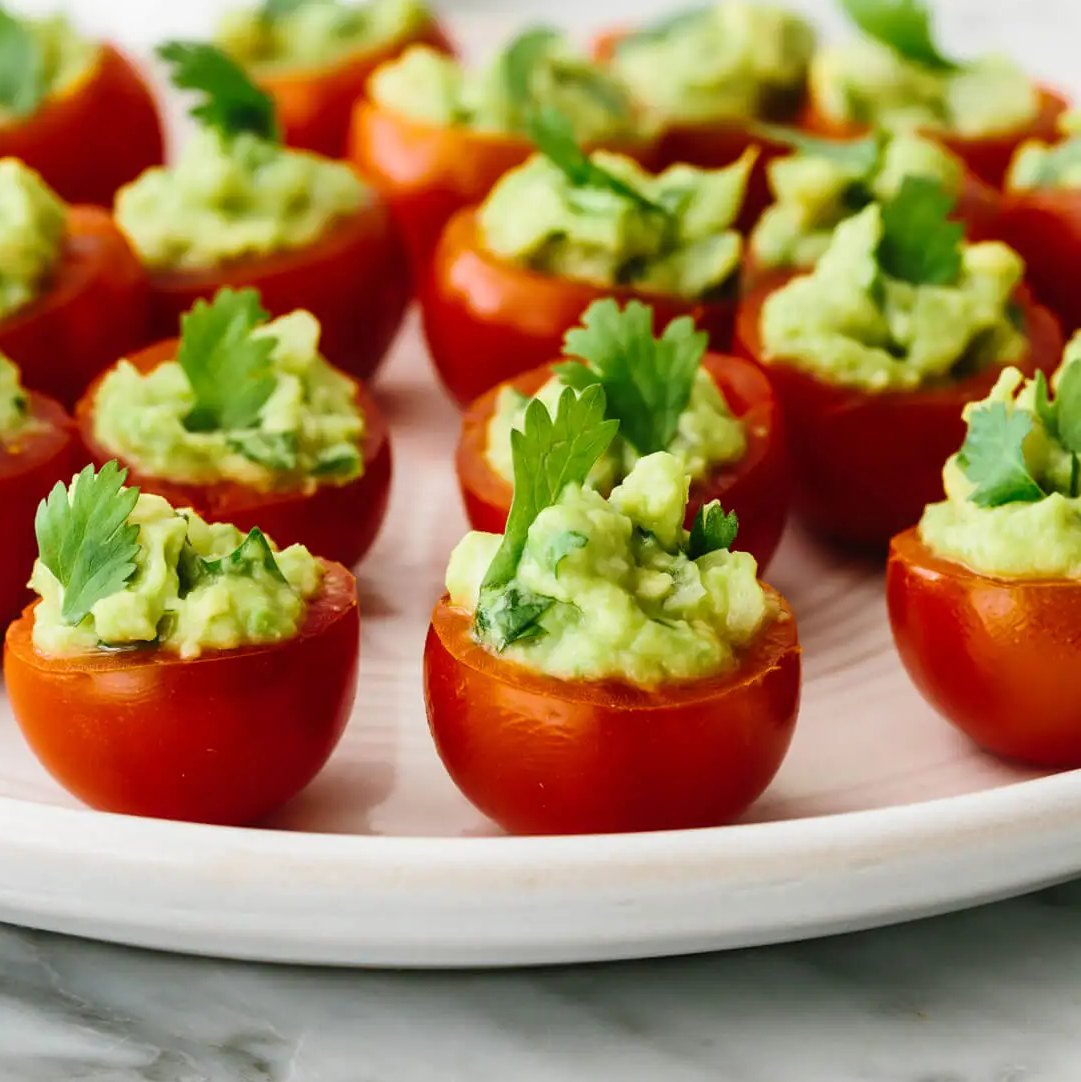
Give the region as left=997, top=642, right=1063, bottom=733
left=479, top=148, right=753, bottom=298
left=369, top=32, right=642, bottom=145
left=92, top=291, right=364, bottom=491
left=0, top=157, right=66, bottom=321
left=751, top=130, right=963, bottom=272
left=30, top=464, right=324, bottom=658
left=608, top=3, right=815, bottom=126
left=920, top=335, right=1081, bottom=578
left=0, top=352, right=34, bottom=441
left=1008, top=112, right=1081, bottom=191
left=759, top=189, right=1027, bottom=393
left=217, top=0, right=430, bottom=73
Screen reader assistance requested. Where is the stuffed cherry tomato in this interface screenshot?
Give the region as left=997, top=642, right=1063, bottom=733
left=422, top=135, right=755, bottom=407
left=0, top=161, right=148, bottom=410
left=4, top=462, right=359, bottom=825
left=115, top=43, right=409, bottom=383
left=75, top=290, right=391, bottom=569
left=0, top=11, right=162, bottom=207
left=735, top=191, right=1062, bottom=548
left=349, top=30, right=659, bottom=269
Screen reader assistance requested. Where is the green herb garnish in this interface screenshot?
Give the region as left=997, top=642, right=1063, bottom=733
left=0, top=5, right=44, bottom=117
left=877, top=176, right=963, bottom=286
left=687, top=501, right=739, bottom=559
left=753, top=123, right=885, bottom=174
left=957, top=402, right=1045, bottom=507
left=177, top=527, right=286, bottom=597
left=226, top=431, right=298, bottom=472
left=839, top=0, right=960, bottom=72
left=502, top=25, right=561, bottom=108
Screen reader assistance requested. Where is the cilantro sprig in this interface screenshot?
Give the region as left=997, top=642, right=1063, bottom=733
left=177, top=527, right=286, bottom=597
left=687, top=502, right=740, bottom=560
left=839, top=0, right=960, bottom=72
left=0, top=4, right=44, bottom=117
left=555, top=299, right=708, bottom=457
left=877, top=176, right=963, bottom=286
left=502, top=25, right=562, bottom=108
left=158, top=41, right=278, bottom=142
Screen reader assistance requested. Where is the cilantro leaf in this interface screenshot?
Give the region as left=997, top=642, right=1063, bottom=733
left=753, top=123, right=884, bottom=174
left=545, top=530, right=588, bottom=573
left=877, top=176, right=963, bottom=286
left=0, top=5, right=45, bottom=117
left=261, top=0, right=312, bottom=18
left=839, top=0, right=959, bottom=72
left=502, top=25, right=561, bottom=108
left=177, top=527, right=286, bottom=597
left=177, top=288, right=277, bottom=433
left=687, top=501, right=739, bottom=560
left=473, top=584, right=553, bottom=651
left=556, top=299, right=708, bottom=456
left=957, top=401, right=1045, bottom=507
left=157, top=41, right=278, bottom=142
left=226, top=430, right=298, bottom=472
left=35, top=462, right=141, bottom=626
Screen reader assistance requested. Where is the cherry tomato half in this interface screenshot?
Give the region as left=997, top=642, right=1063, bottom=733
left=424, top=588, right=801, bottom=835
left=0, top=45, right=163, bottom=208
left=0, top=206, right=149, bottom=410
left=75, top=339, right=392, bottom=569
left=0, top=393, right=79, bottom=628
left=734, top=279, right=1062, bottom=548
left=140, top=193, right=409, bottom=384
left=258, top=19, right=454, bottom=158
left=456, top=353, right=789, bottom=571
left=888, top=527, right=1081, bottom=768
left=422, top=209, right=739, bottom=408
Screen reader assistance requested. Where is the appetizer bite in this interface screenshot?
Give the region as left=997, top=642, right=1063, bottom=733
left=804, top=0, right=1065, bottom=188
left=350, top=26, right=658, bottom=269
left=0, top=4, right=163, bottom=207
left=422, top=110, right=754, bottom=407
left=736, top=179, right=1062, bottom=547
left=75, top=288, right=391, bottom=568
left=115, top=43, right=409, bottom=382
left=889, top=339, right=1081, bottom=767
left=216, top=0, right=453, bottom=157
left=458, top=298, right=788, bottom=571
left=425, top=386, right=801, bottom=836
left=3, top=462, right=359, bottom=824
left=0, top=158, right=148, bottom=410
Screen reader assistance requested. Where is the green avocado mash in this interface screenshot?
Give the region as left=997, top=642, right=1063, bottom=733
left=759, top=201, right=1026, bottom=392
left=751, top=131, right=963, bottom=272
left=810, top=42, right=1038, bottom=139
left=0, top=157, right=66, bottom=321
left=217, top=0, right=429, bottom=73
left=369, top=36, right=642, bottom=145
left=479, top=149, right=753, bottom=298
left=0, top=13, right=98, bottom=123
left=1007, top=112, right=1081, bottom=191
left=609, top=3, right=815, bottom=126
left=115, top=129, right=365, bottom=271
left=920, top=336, right=1081, bottom=578
left=447, top=451, right=771, bottom=687
left=0, top=352, right=33, bottom=440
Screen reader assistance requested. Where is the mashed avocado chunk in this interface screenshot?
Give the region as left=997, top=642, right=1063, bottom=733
left=920, top=336, right=1081, bottom=578
left=0, top=13, right=98, bottom=123
left=609, top=3, right=815, bottom=126
left=0, top=158, right=66, bottom=321
left=479, top=148, right=753, bottom=298
left=0, top=352, right=34, bottom=440
left=115, top=129, right=365, bottom=271
left=1008, top=112, right=1081, bottom=191
left=217, top=0, right=430, bottom=73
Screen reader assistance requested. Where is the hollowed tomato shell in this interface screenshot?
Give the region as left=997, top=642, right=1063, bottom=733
left=4, top=560, right=359, bottom=825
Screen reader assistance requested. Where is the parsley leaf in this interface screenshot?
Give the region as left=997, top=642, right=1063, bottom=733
left=687, top=501, right=739, bottom=560
left=177, top=288, right=277, bottom=433
left=0, top=5, right=44, bottom=117
left=473, top=584, right=553, bottom=651
left=877, top=176, right=963, bottom=286
left=157, top=41, right=278, bottom=142
left=177, top=527, right=286, bottom=597
left=502, top=25, right=561, bottom=108
left=839, top=0, right=959, bottom=72
left=556, top=299, right=708, bottom=457
left=957, top=401, right=1045, bottom=507
left=753, top=123, right=885, bottom=174
left=35, top=462, right=141, bottom=626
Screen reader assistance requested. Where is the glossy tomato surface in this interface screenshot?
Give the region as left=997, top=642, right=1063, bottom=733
left=76, top=339, right=392, bottom=568
left=456, top=353, right=789, bottom=571
left=424, top=590, right=801, bottom=835
left=0, top=45, right=163, bottom=208
left=0, top=206, right=149, bottom=410
left=735, top=279, right=1063, bottom=548
left=888, top=527, right=1081, bottom=767
left=258, top=19, right=454, bottom=158
left=143, top=194, right=409, bottom=383
left=0, top=394, right=79, bottom=628
left=4, top=560, right=359, bottom=825
left=422, top=209, right=738, bottom=408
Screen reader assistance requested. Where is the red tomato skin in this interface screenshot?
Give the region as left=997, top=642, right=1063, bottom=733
left=0, top=206, right=149, bottom=410
left=0, top=45, right=163, bottom=208
left=735, top=279, right=1063, bottom=548
left=3, top=560, right=359, bottom=825
left=422, top=209, right=739, bottom=408
left=456, top=353, right=789, bottom=571
left=75, top=339, right=392, bottom=568
left=0, top=394, right=79, bottom=628
left=888, top=527, right=1081, bottom=767
left=424, top=591, right=801, bottom=835
left=142, top=194, right=410, bottom=384
left=259, top=19, right=455, bottom=158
